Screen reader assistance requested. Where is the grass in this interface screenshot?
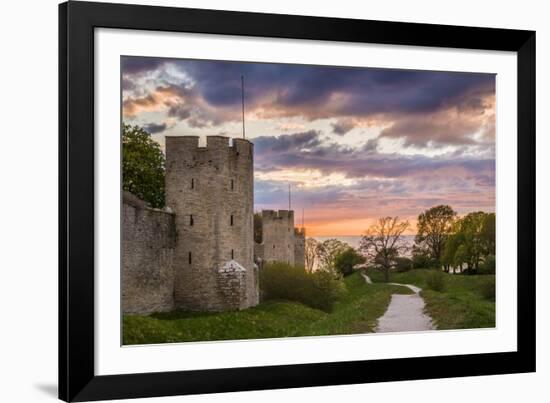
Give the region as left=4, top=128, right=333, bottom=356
left=123, top=272, right=412, bottom=345
left=367, top=269, right=496, bottom=330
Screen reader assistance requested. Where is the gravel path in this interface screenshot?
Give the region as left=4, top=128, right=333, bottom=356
left=375, top=282, right=435, bottom=333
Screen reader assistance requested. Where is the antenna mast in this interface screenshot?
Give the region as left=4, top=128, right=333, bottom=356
left=288, top=184, right=291, bottom=210
left=241, top=75, right=245, bottom=139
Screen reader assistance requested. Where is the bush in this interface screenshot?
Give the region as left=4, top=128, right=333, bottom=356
left=394, top=257, right=413, bottom=272
left=260, top=262, right=346, bottom=312
left=412, top=252, right=439, bottom=269
left=479, top=255, right=496, bottom=274
left=479, top=277, right=496, bottom=301
left=426, top=271, right=447, bottom=292
left=334, top=248, right=365, bottom=277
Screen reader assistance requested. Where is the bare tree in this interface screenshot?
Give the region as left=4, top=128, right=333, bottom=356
left=360, top=217, right=410, bottom=282
left=316, top=239, right=349, bottom=276
left=304, top=238, right=318, bottom=273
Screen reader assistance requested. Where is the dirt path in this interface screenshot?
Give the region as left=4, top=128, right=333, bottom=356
left=374, top=282, right=435, bottom=333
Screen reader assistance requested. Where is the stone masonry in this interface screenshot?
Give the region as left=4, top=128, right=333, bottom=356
left=122, top=191, right=176, bottom=314
left=254, top=210, right=305, bottom=267
left=165, top=136, right=259, bottom=311
left=294, top=227, right=306, bottom=268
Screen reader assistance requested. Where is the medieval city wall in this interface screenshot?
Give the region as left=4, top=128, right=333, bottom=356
left=122, top=191, right=176, bottom=315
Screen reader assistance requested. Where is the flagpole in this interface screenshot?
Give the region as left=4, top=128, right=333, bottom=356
left=241, top=75, right=245, bottom=139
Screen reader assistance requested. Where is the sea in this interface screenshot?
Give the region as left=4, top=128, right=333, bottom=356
left=312, top=235, right=416, bottom=255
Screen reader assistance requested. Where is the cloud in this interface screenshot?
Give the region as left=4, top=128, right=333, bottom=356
left=331, top=119, right=355, bottom=135
left=143, top=122, right=167, bottom=134
left=121, top=57, right=495, bottom=149
left=121, top=57, right=166, bottom=75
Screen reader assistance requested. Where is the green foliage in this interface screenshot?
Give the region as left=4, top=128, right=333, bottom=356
left=411, top=249, right=439, bottom=269
left=334, top=248, right=365, bottom=277
left=414, top=205, right=457, bottom=264
left=122, top=124, right=165, bottom=208
left=479, top=277, right=496, bottom=301
left=394, top=256, right=413, bottom=272
left=123, top=273, right=411, bottom=344
left=368, top=269, right=495, bottom=329
left=426, top=271, right=446, bottom=292
left=480, top=254, right=496, bottom=274
left=315, top=239, right=350, bottom=275
left=441, top=211, right=496, bottom=274
left=259, top=262, right=346, bottom=312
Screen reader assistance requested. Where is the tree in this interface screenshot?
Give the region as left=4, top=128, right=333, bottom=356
left=414, top=205, right=457, bottom=270
left=480, top=213, right=496, bottom=256
left=315, top=239, right=349, bottom=275
left=359, top=217, right=409, bottom=282
left=441, top=212, right=495, bottom=274
left=304, top=238, right=318, bottom=273
left=122, top=124, right=165, bottom=208
left=334, top=248, right=365, bottom=277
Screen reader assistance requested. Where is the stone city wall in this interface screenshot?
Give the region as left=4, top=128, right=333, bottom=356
left=122, top=191, right=177, bottom=315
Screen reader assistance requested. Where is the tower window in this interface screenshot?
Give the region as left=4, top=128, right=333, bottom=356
left=231, top=249, right=234, bottom=259
left=188, top=252, right=192, bottom=264
left=191, top=178, right=194, bottom=189
left=230, top=215, right=234, bottom=226
left=273, top=245, right=275, bottom=249
left=189, top=215, right=194, bottom=226
left=230, top=179, right=234, bottom=190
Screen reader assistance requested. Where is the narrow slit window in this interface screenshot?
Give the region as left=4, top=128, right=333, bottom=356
left=188, top=252, right=192, bottom=264
left=189, top=215, right=194, bottom=226
left=231, top=249, right=234, bottom=259
left=230, top=215, right=234, bottom=226
left=230, top=179, right=234, bottom=190
left=191, top=178, right=194, bottom=189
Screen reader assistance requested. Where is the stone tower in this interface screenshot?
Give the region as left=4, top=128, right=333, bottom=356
left=165, top=135, right=259, bottom=311
left=294, top=227, right=306, bottom=268
left=260, top=210, right=296, bottom=265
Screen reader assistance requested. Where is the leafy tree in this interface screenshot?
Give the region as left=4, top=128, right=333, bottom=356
left=334, top=248, right=365, bottom=277
left=414, top=205, right=457, bottom=270
left=441, top=212, right=496, bottom=274
left=315, top=239, right=349, bottom=275
left=122, top=124, right=165, bottom=208
left=304, top=237, right=318, bottom=273
left=480, top=213, right=496, bottom=256
left=359, top=217, right=409, bottom=282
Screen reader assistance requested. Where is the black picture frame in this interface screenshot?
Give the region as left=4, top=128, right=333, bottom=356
left=59, top=1, right=536, bottom=401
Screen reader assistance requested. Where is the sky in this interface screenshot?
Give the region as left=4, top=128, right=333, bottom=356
left=121, top=56, right=496, bottom=236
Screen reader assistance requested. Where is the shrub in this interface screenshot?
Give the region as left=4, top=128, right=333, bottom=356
left=426, top=271, right=446, bottom=292
left=394, top=257, right=413, bottom=272
left=479, top=277, right=496, bottom=301
left=412, top=252, right=439, bottom=269
left=334, top=248, right=365, bottom=277
left=260, top=261, right=346, bottom=312
left=479, top=254, right=496, bottom=274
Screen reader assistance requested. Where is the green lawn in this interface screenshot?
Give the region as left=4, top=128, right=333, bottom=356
left=123, top=272, right=411, bottom=345
left=367, top=269, right=496, bottom=330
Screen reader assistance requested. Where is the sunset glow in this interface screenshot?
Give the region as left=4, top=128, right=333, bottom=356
left=122, top=57, right=496, bottom=236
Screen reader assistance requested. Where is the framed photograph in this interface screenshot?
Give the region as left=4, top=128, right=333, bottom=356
left=59, top=1, right=535, bottom=401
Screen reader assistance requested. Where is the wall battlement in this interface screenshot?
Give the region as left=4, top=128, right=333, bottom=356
left=165, top=135, right=253, bottom=158
left=261, top=209, right=294, bottom=220
left=255, top=209, right=304, bottom=267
